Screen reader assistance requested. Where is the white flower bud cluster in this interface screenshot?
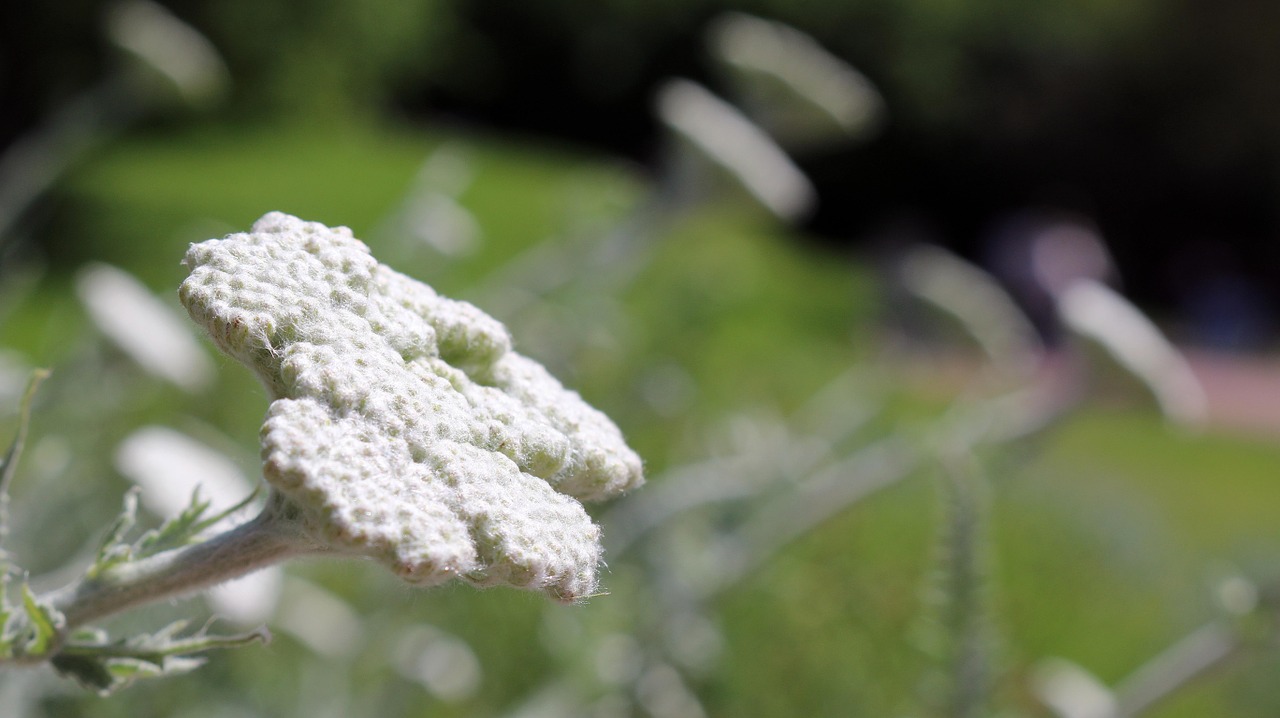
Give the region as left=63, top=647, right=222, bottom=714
left=179, top=212, right=643, bottom=601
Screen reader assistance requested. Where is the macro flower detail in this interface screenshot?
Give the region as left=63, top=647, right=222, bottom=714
left=179, top=212, right=643, bottom=601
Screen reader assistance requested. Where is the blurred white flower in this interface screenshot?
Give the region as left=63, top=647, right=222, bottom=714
left=1058, top=279, right=1207, bottom=425
left=76, top=263, right=214, bottom=393
left=1214, top=574, right=1258, bottom=615
left=114, top=425, right=256, bottom=519
left=272, top=577, right=364, bottom=659
left=416, top=143, right=475, bottom=197
left=394, top=625, right=482, bottom=702
left=403, top=193, right=482, bottom=257
left=662, top=612, right=723, bottom=674
left=106, top=0, right=230, bottom=107
left=502, top=684, right=582, bottom=718
left=636, top=663, right=706, bottom=718
left=1031, top=658, right=1117, bottom=718
left=656, top=79, right=815, bottom=221
left=394, top=146, right=483, bottom=257
left=0, top=351, right=30, bottom=413
left=708, top=12, right=884, bottom=148
left=207, top=569, right=282, bottom=626
left=30, top=435, right=73, bottom=483
left=593, top=633, right=644, bottom=685
left=899, top=244, right=1043, bottom=378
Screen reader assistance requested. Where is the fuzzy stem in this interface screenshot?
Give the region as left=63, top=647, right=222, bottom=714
left=45, top=504, right=318, bottom=631
left=937, top=455, right=992, bottom=718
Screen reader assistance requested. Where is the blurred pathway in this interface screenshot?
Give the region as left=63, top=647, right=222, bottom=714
left=1186, top=350, right=1280, bottom=438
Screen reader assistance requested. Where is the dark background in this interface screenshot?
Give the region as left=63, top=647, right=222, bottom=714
left=5, top=0, right=1280, bottom=342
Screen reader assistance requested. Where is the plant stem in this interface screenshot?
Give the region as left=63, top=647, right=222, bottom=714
left=0, top=369, right=50, bottom=547
left=1112, top=622, right=1237, bottom=717
left=938, top=455, right=992, bottom=718
left=45, top=506, right=319, bottom=632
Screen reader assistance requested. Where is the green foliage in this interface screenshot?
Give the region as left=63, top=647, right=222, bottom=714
left=0, top=365, right=268, bottom=684
left=19, top=583, right=64, bottom=657
left=88, top=489, right=143, bottom=580
left=87, top=484, right=259, bottom=583
left=133, top=487, right=236, bottom=557
left=185, top=0, right=450, bottom=117
left=52, top=620, right=269, bottom=695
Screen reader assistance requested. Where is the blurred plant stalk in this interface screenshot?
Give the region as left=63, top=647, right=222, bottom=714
left=1036, top=573, right=1277, bottom=718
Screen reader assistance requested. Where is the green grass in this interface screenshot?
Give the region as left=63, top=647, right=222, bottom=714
left=42, top=120, right=641, bottom=291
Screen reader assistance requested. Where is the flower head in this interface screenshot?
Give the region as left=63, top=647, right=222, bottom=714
left=179, top=212, right=643, bottom=601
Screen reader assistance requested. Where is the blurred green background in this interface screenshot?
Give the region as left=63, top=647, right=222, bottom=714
left=3, top=1, right=1280, bottom=717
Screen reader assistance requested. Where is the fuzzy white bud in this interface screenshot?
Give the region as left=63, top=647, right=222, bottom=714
left=179, top=212, right=643, bottom=601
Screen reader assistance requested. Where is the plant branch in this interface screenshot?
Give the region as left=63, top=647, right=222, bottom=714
left=1111, top=622, right=1237, bottom=718
left=43, top=500, right=320, bottom=633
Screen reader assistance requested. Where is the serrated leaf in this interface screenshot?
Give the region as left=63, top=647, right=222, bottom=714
left=61, top=622, right=269, bottom=658
left=110, top=654, right=205, bottom=679
left=123, top=622, right=270, bottom=660
left=130, top=485, right=261, bottom=561
left=133, top=488, right=212, bottom=558
left=188, top=485, right=261, bottom=537
left=21, top=582, right=64, bottom=656
left=87, top=488, right=141, bottom=578
left=144, top=619, right=192, bottom=644
left=53, top=651, right=207, bottom=696
left=46, top=621, right=263, bottom=693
